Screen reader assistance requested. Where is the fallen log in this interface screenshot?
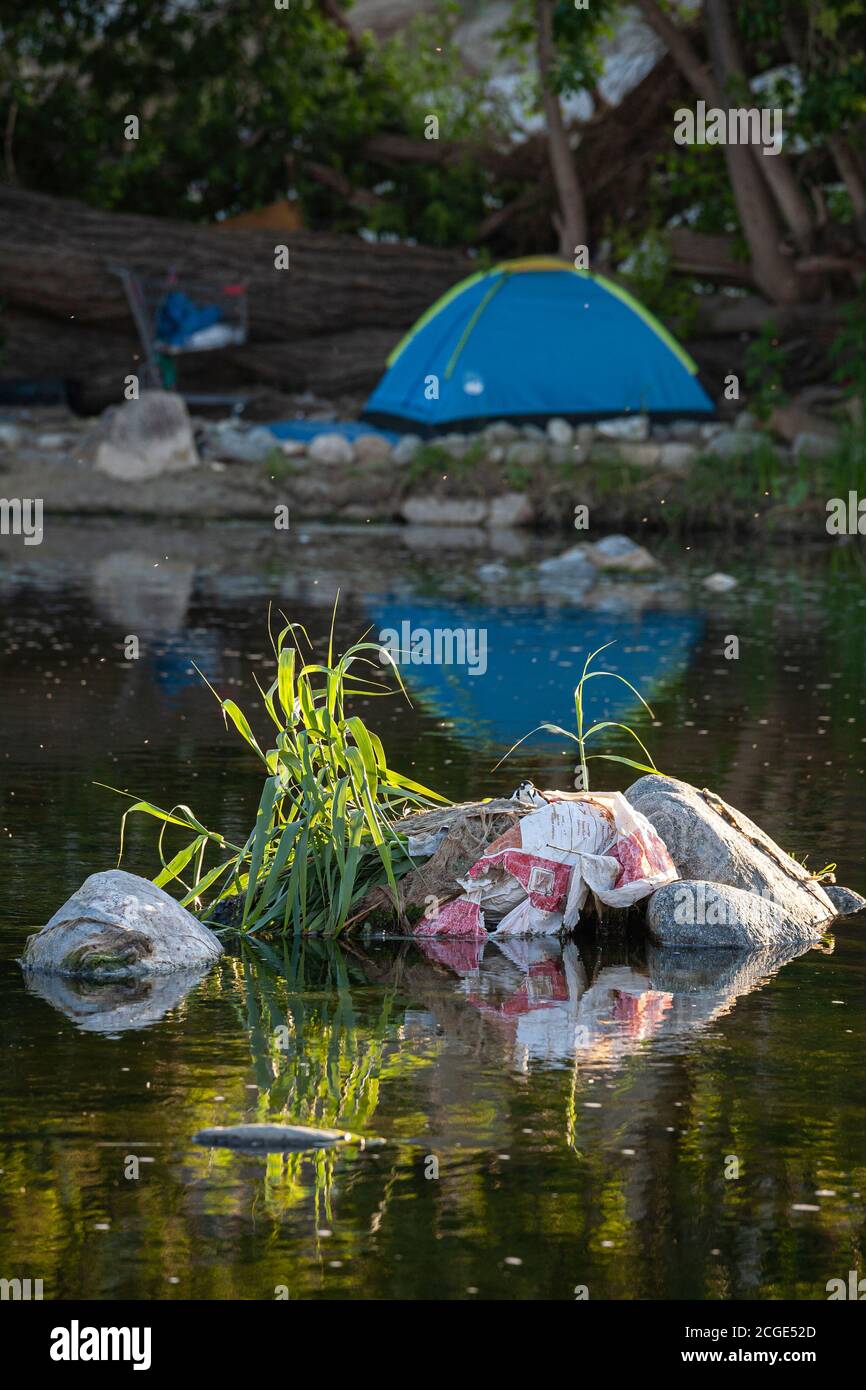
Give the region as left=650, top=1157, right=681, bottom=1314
left=0, top=184, right=471, bottom=397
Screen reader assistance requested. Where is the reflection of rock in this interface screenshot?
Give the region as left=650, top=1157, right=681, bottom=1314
left=91, top=551, right=194, bottom=631
left=627, top=775, right=836, bottom=939
left=23, top=964, right=211, bottom=1032
left=21, top=870, right=222, bottom=979
left=645, top=940, right=813, bottom=1033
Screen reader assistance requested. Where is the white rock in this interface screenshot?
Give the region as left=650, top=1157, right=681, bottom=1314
left=94, top=391, right=199, bottom=481
left=354, top=433, right=393, bottom=463
left=400, top=495, right=489, bottom=525
left=308, top=432, right=354, bottom=465
left=439, top=432, right=469, bottom=459
left=35, top=432, right=67, bottom=451
left=588, top=534, right=659, bottom=573
left=597, top=415, right=650, bottom=441
left=546, top=418, right=574, bottom=446
left=506, top=440, right=546, bottom=468
left=482, top=421, right=521, bottom=444
left=709, top=429, right=765, bottom=460
left=703, top=572, right=738, bottom=593
left=670, top=420, right=701, bottom=441
left=659, top=442, right=699, bottom=471
left=21, top=870, right=222, bottom=978
left=394, top=434, right=422, bottom=464
left=0, top=421, right=22, bottom=449
left=735, top=411, right=760, bottom=432
left=793, top=431, right=837, bottom=462
left=478, top=561, right=509, bottom=583
left=615, top=442, right=661, bottom=467
left=279, top=440, right=307, bottom=458
left=538, top=544, right=595, bottom=575
left=488, top=492, right=534, bottom=527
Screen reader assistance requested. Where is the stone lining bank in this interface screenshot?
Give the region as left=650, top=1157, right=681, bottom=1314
left=0, top=394, right=847, bottom=533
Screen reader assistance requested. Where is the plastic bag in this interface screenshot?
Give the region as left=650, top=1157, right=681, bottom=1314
left=414, top=789, right=677, bottom=940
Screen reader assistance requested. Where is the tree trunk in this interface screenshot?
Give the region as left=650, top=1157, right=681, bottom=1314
left=636, top=0, right=803, bottom=303
left=828, top=134, right=866, bottom=244
left=703, top=0, right=814, bottom=254
left=536, top=0, right=587, bottom=257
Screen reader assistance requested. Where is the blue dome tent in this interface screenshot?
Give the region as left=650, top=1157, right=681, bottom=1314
left=361, top=256, right=713, bottom=435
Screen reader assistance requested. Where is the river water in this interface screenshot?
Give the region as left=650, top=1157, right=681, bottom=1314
left=1, top=519, right=864, bottom=1299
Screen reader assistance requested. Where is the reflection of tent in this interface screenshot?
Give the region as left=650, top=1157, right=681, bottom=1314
left=367, top=600, right=703, bottom=747
left=362, top=257, right=714, bottom=434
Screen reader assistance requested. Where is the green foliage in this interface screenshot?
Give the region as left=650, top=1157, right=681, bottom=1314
left=830, top=278, right=866, bottom=403
left=110, top=611, right=447, bottom=936
left=605, top=223, right=701, bottom=340
left=744, top=322, right=788, bottom=421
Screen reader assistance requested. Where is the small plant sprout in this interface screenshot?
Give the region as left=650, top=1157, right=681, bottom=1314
left=496, top=642, right=660, bottom=791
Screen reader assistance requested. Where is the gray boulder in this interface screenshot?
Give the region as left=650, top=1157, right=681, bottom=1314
left=823, top=884, right=866, bottom=916
left=626, top=775, right=837, bottom=935
left=94, top=390, right=199, bottom=480
left=646, top=880, right=826, bottom=949
left=192, top=1123, right=370, bottom=1153
left=21, top=870, right=222, bottom=979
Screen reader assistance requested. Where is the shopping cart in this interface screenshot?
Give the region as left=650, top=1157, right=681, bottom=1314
left=111, top=265, right=249, bottom=408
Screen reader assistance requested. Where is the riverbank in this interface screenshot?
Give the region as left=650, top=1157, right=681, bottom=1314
left=1, top=398, right=862, bottom=538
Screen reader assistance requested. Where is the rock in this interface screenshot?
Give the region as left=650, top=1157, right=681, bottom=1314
left=546, top=417, right=573, bottom=446
left=400, top=495, right=488, bottom=525
left=94, top=391, right=199, bottom=481
left=597, top=415, right=649, bottom=441
left=537, top=543, right=595, bottom=576
left=34, top=431, right=67, bottom=451
left=208, top=423, right=276, bottom=464
left=482, top=421, right=521, bottom=444
left=279, top=439, right=307, bottom=458
left=670, top=420, right=701, bottom=442
left=192, top=1124, right=381, bottom=1153
left=576, top=424, right=596, bottom=447
left=793, top=431, right=837, bottom=463
left=308, top=432, right=354, bottom=465
left=709, top=428, right=765, bottom=460
left=769, top=404, right=838, bottom=444
left=0, top=421, right=22, bottom=449
left=439, top=432, right=470, bottom=459
left=488, top=492, right=534, bottom=527
left=21, top=870, right=223, bottom=978
left=659, top=442, right=698, bottom=471
left=521, top=423, right=546, bottom=441
left=506, top=440, right=546, bottom=469
left=615, top=442, right=661, bottom=467
left=699, top=422, right=724, bottom=442
left=703, top=571, right=738, bottom=593
left=393, top=433, right=422, bottom=464
left=646, top=880, right=824, bottom=949
left=823, top=885, right=866, bottom=916
left=588, top=534, right=659, bottom=573
left=735, top=410, right=760, bottom=432
left=353, top=432, right=393, bottom=464
left=625, top=775, right=837, bottom=932
left=477, top=561, right=509, bottom=583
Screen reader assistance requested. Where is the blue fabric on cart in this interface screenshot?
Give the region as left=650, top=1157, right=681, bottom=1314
left=266, top=420, right=402, bottom=444
left=157, top=291, right=223, bottom=347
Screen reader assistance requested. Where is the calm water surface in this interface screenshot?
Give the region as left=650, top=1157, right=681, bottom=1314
left=1, top=519, right=864, bottom=1299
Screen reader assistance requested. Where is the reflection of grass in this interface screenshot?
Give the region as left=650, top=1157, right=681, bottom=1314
left=230, top=942, right=434, bottom=1219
